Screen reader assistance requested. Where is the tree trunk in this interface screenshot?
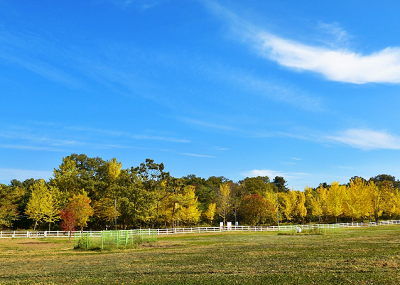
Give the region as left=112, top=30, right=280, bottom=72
left=374, top=212, right=379, bottom=223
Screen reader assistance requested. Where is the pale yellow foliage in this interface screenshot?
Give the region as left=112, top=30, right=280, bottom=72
left=216, top=183, right=232, bottom=225
left=280, top=189, right=297, bottom=221
left=204, top=203, right=216, bottom=223
left=25, top=180, right=55, bottom=230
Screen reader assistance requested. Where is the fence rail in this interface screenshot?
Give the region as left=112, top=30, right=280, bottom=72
left=1, top=220, right=400, bottom=239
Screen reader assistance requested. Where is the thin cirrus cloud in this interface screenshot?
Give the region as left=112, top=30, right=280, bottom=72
left=0, top=123, right=190, bottom=153
left=0, top=168, right=53, bottom=182
left=204, top=1, right=400, bottom=84
left=179, top=153, right=214, bottom=158
left=326, top=129, right=400, bottom=150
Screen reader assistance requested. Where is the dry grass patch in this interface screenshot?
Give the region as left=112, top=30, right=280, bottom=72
left=1, top=227, right=400, bottom=284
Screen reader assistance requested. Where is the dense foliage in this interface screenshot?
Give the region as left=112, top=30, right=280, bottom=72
left=1, top=154, right=400, bottom=230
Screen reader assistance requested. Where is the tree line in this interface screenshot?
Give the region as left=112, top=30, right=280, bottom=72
left=1, top=154, right=400, bottom=230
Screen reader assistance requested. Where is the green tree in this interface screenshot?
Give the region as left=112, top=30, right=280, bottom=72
left=0, top=184, right=25, bottom=229
left=240, top=176, right=270, bottom=196
left=274, top=176, right=289, bottom=193
left=116, top=168, right=154, bottom=228
left=51, top=156, right=79, bottom=206
left=135, top=159, right=170, bottom=228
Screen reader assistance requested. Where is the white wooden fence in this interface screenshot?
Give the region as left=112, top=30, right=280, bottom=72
left=1, top=220, right=400, bottom=239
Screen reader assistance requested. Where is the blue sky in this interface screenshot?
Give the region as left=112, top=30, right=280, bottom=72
left=1, top=0, right=400, bottom=190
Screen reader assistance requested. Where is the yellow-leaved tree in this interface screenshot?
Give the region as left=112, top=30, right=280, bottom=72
left=326, top=181, right=346, bottom=223
left=392, top=188, right=400, bottom=217
left=203, top=203, right=216, bottom=224
left=43, top=186, right=61, bottom=231
left=368, top=180, right=395, bottom=222
left=280, top=190, right=297, bottom=222
left=296, top=191, right=307, bottom=223
left=216, top=183, right=232, bottom=226
left=107, top=158, right=122, bottom=229
left=25, top=180, right=58, bottom=231
left=179, top=185, right=201, bottom=226
left=344, top=177, right=371, bottom=222
left=308, top=185, right=327, bottom=223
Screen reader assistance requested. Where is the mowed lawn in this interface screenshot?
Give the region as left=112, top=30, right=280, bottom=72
left=1, top=226, right=400, bottom=284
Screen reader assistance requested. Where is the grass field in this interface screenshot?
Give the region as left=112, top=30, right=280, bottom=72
left=1, top=226, right=400, bottom=284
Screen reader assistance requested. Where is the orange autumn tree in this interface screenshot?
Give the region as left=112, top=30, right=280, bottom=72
left=239, top=194, right=275, bottom=225
left=67, top=191, right=94, bottom=231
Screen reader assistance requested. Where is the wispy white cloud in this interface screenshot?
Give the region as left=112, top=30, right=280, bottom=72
left=0, top=144, right=63, bottom=152
left=0, top=168, right=53, bottom=182
left=224, top=71, right=323, bottom=111
left=259, top=34, right=400, bottom=84
left=213, top=146, right=229, bottom=151
left=0, top=122, right=190, bottom=153
left=326, top=129, right=400, bottom=150
left=316, top=22, right=352, bottom=48
left=66, top=125, right=190, bottom=143
left=0, top=53, right=84, bottom=89
left=204, top=1, right=400, bottom=84
left=179, top=152, right=214, bottom=158
left=180, top=117, right=237, bottom=132
left=0, top=29, right=85, bottom=89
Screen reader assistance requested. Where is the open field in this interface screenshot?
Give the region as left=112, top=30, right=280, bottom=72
left=1, top=226, right=400, bottom=284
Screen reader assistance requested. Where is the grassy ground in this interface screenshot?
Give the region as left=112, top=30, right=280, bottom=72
left=1, top=226, right=400, bottom=284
